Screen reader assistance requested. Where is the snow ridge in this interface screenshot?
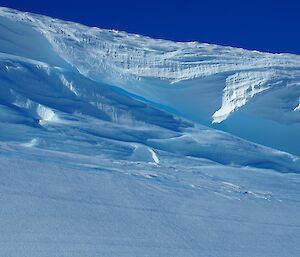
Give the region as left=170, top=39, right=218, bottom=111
left=1, top=7, right=300, bottom=125
left=0, top=7, right=300, bottom=160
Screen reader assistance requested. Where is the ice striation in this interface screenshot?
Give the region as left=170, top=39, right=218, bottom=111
left=0, top=7, right=300, bottom=123
left=212, top=71, right=275, bottom=123
left=1, top=7, right=300, bottom=155
left=0, top=7, right=300, bottom=257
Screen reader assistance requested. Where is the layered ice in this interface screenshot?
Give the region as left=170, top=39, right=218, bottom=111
left=0, top=7, right=300, bottom=257
left=1, top=6, right=299, bottom=154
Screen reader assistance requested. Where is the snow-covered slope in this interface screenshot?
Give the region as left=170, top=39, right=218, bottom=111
left=1, top=6, right=300, bottom=154
left=1, top=49, right=298, bottom=172
left=1, top=142, right=300, bottom=257
left=0, top=7, right=300, bottom=257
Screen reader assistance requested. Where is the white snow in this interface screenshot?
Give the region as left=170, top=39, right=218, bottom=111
left=0, top=6, right=299, bottom=154
left=130, top=144, right=160, bottom=164
left=60, top=74, right=79, bottom=96
left=294, top=99, right=300, bottom=111
left=37, top=104, right=57, bottom=123
left=0, top=7, right=299, bottom=257
left=212, top=71, right=274, bottom=123
left=149, top=148, right=160, bottom=164
left=0, top=143, right=300, bottom=257
left=21, top=138, right=39, bottom=147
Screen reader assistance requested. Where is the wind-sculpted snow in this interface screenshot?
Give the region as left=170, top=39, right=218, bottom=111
left=0, top=7, right=299, bottom=155
left=0, top=7, right=299, bottom=168
left=1, top=7, right=300, bottom=117
left=212, top=71, right=275, bottom=123
left=0, top=7, right=300, bottom=257
left=1, top=52, right=299, bottom=172
left=1, top=142, right=300, bottom=257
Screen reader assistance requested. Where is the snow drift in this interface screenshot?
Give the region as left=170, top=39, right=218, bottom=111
left=0, top=7, right=300, bottom=257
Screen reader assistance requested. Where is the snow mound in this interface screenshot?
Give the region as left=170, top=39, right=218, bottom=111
left=0, top=7, right=299, bottom=168
left=0, top=7, right=300, bottom=257
left=0, top=6, right=299, bottom=154
left=130, top=144, right=160, bottom=164
left=21, top=138, right=40, bottom=147
left=37, top=104, right=57, bottom=123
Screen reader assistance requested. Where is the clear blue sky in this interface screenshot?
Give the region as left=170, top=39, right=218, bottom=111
left=1, top=0, right=300, bottom=54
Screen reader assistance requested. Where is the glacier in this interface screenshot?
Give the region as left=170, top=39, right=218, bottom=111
left=0, top=7, right=300, bottom=257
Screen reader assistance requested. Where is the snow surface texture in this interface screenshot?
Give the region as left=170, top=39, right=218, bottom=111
left=1, top=7, right=300, bottom=154
left=0, top=7, right=300, bottom=257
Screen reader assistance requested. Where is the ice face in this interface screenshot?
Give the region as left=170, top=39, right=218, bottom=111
left=0, top=6, right=299, bottom=168
left=1, top=7, right=299, bottom=154
left=0, top=7, right=300, bottom=257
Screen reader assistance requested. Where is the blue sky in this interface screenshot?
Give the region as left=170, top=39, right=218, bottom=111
left=1, top=0, right=300, bottom=54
